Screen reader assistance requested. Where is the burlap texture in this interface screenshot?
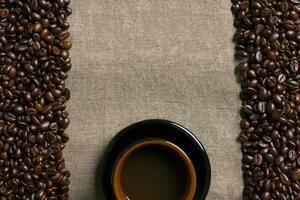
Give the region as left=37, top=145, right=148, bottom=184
left=65, top=1, right=243, bottom=199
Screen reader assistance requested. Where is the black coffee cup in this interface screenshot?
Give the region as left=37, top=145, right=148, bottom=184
left=102, top=119, right=211, bottom=200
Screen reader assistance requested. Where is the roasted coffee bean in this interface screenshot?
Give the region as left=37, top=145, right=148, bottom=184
left=33, top=23, right=42, bottom=33
left=287, top=80, right=299, bottom=92
left=289, top=150, right=297, bottom=161
left=292, top=182, right=300, bottom=191
left=62, top=41, right=72, bottom=50
left=45, top=91, right=55, bottom=102
left=235, top=50, right=248, bottom=59
left=36, top=134, right=45, bottom=144
left=261, top=191, right=271, bottom=200
left=278, top=74, right=287, bottom=84
left=265, top=154, right=275, bottom=162
left=4, top=113, right=16, bottom=122
left=285, top=129, right=295, bottom=140
left=257, top=102, right=266, bottom=114
left=232, top=0, right=300, bottom=199
left=253, top=153, right=263, bottom=165
left=255, top=51, right=263, bottom=63
left=293, top=170, right=300, bottom=181
left=290, top=59, right=299, bottom=74
left=258, top=87, right=268, bottom=101
left=14, top=105, right=24, bottom=115
left=40, top=121, right=50, bottom=131
left=36, top=190, right=46, bottom=200
left=0, top=1, right=72, bottom=199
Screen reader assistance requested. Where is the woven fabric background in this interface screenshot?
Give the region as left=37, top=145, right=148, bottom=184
left=64, top=0, right=243, bottom=199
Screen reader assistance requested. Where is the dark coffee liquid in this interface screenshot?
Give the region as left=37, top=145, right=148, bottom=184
left=120, top=145, right=187, bottom=200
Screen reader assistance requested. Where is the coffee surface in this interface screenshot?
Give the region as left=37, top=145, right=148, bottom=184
left=120, top=145, right=187, bottom=200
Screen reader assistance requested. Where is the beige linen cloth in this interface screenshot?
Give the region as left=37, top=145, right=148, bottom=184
left=64, top=0, right=243, bottom=199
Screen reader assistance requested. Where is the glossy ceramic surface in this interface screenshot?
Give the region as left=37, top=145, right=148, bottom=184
left=102, top=119, right=211, bottom=200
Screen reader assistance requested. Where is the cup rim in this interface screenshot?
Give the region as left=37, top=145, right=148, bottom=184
left=101, top=119, right=211, bottom=200
left=112, top=139, right=197, bottom=200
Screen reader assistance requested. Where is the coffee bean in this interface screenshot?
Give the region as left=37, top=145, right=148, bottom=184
left=0, top=8, right=9, bottom=18
left=0, top=2, right=72, bottom=198
left=285, top=129, right=295, bottom=140
left=291, top=0, right=300, bottom=4
left=292, top=182, right=300, bottom=191
left=45, top=91, right=55, bottom=102
left=14, top=148, right=22, bottom=158
left=265, top=154, right=275, bottom=162
left=40, top=29, right=49, bottom=39
left=58, top=31, right=70, bottom=41
left=4, top=89, right=14, bottom=100
left=57, top=0, right=69, bottom=7
left=4, top=113, right=16, bottom=122
left=268, top=51, right=278, bottom=61
left=276, top=84, right=285, bottom=94
left=240, top=119, right=250, bottom=129
left=289, top=150, right=297, bottom=161
left=263, top=179, right=271, bottom=191
left=257, top=102, right=266, bottom=114
left=40, top=121, right=50, bottom=131
left=23, top=173, right=32, bottom=182
left=36, top=134, right=45, bottom=144
left=1, top=152, right=8, bottom=160
left=61, top=118, right=70, bottom=129
left=51, top=89, right=62, bottom=97
left=255, top=51, right=263, bottom=63
left=14, top=105, right=24, bottom=115
left=36, top=190, right=46, bottom=200
left=36, top=155, right=43, bottom=164
left=297, top=157, right=300, bottom=166
left=286, top=30, right=296, bottom=40
left=7, top=66, right=17, bottom=78
left=280, top=173, right=290, bottom=185
left=233, top=0, right=300, bottom=193
left=278, top=193, right=287, bottom=200
left=273, top=94, right=283, bottom=105
left=248, top=69, right=256, bottom=78
left=285, top=20, right=296, bottom=29
left=243, top=154, right=253, bottom=164
left=261, top=191, right=271, bottom=200
left=258, top=87, right=268, bottom=100
left=290, top=59, right=299, bottom=73
left=253, top=153, right=263, bottom=165
left=278, top=74, right=287, bottom=84
left=235, top=50, right=248, bottom=59
left=62, top=41, right=72, bottom=50
left=33, top=23, right=42, bottom=33
left=293, top=170, right=300, bottom=181
left=26, top=107, right=37, bottom=116
left=295, top=93, right=300, bottom=104
left=269, top=32, right=279, bottom=42
left=24, top=92, right=33, bottom=102
left=266, top=77, right=277, bottom=88
left=24, top=64, right=35, bottom=73
left=287, top=80, right=299, bottom=92
left=32, top=12, right=41, bottom=21
left=266, top=102, right=275, bottom=114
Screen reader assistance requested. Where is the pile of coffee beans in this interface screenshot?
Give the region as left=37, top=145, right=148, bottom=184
left=0, top=0, right=72, bottom=199
left=232, top=0, right=300, bottom=199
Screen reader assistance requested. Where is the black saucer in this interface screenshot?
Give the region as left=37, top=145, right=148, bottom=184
left=102, top=119, right=211, bottom=200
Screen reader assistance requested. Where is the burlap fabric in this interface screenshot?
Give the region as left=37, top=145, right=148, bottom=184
left=65, top=1, right=243, bottom=199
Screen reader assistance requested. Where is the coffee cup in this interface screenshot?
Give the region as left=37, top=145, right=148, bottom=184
left=102, top=119, right=211, bottom=200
